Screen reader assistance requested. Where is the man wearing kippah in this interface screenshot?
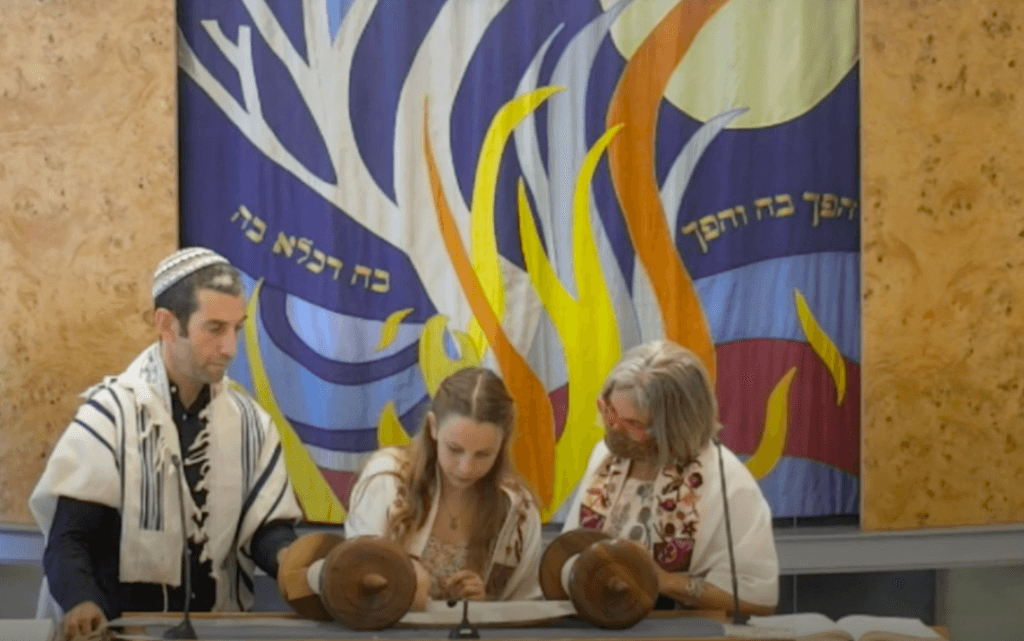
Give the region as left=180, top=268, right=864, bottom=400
left=30, top=247, right=302, bottom=640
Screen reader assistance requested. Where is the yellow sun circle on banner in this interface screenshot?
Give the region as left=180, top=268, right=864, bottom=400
left=600, top=0, right=859, bottom=129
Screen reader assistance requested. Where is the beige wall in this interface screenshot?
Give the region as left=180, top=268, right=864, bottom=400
left=0, top=0, right=177, bottom=525
left=862, top=0, right=1024, bottom=529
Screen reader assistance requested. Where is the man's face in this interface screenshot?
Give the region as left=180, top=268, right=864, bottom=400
left=166, top=289, right=246, bottom=388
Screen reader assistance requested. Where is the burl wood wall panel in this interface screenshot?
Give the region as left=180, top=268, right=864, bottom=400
left=862, top=0, right=1024, bottom=529
left=0, top=0, right=177, bottom=524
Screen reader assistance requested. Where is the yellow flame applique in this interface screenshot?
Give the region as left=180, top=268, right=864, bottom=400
left=746, top=366, right=796, bottom=479
left=418, top=314, right=481, bottom=397
left=244, top=279, right=345, bottom=523
left=517, top=125, right=625, bottom=518
left=794, top=289, right=847, bottom=405
left=465, top=86, right=564, bottom=359
left=376, top=308, right=414, bottom=352
left=377, top=400, right=411, bottom=448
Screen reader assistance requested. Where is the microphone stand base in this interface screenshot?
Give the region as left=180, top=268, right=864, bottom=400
left=163, top=617, right=198, bottom=639
left=447, top=599, right=480, bottom=639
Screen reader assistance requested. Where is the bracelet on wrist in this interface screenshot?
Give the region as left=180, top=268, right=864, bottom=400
left=681, top=575, right=705, bottom=606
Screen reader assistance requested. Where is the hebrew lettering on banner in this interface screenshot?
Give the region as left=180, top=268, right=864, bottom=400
left=681, top=193, right=858, bottom=254
left=179, top=0, right=860, bottom=522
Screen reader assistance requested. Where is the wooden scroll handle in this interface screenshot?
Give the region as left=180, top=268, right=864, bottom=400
left=538, top=528, right=611, bottom=600
left=568, top=538, right=659, bottom=629
left=319, top=535, right=417, bottom=631
left=541, top=530, right=659, bottom=629
left=277, top=532, right=344, bottom=621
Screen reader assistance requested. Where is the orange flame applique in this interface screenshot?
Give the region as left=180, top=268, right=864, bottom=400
left=422, top=97, right=556, bottom=506
left=606, top=0, right=731, bottom=379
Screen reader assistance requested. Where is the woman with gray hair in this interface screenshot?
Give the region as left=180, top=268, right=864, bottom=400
left=561, top=340, right=779, bottom=616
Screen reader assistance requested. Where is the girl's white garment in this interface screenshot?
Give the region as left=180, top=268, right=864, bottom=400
left=345, top=447, right=543, bottom=601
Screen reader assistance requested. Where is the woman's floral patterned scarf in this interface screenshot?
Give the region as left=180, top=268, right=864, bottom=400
left=578, top=454, right=704, bottom=572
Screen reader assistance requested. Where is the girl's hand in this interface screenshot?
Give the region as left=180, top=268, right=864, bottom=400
left=445, top=570, right=486, bottom=601
left=411, top=558, right=431, bottom=611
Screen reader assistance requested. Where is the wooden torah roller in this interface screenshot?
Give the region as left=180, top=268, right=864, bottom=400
left=277, top=533, right=417, bottom=630
left=277, top=532, right=343, bottom=621
left=540, top=529, right=659, bottom=629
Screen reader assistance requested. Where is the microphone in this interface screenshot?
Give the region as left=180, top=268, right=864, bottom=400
left=713, top=437, right=749, bottom=626
left=164, top=454, right=197, bottom=640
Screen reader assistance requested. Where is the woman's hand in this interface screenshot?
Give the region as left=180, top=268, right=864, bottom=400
left=445, top=570, right=486, bottom=601
left=654, top=564, right=679, bottom=596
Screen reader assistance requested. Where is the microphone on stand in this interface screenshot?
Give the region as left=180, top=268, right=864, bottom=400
left=164, top=453, right=197, bottom=640
left=446, top=598, right=480, bottom=639
left=713, top=437, right=749, bottom=626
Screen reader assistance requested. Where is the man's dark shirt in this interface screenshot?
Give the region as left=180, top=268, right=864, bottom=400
left=43, top=384, right=297, bottom=619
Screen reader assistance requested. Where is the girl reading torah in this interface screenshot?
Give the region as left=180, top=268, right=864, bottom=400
left=345, top=367, right=543, bottom=607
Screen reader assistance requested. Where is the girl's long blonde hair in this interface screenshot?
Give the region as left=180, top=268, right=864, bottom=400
left=386, top=367, right=517, bottom=577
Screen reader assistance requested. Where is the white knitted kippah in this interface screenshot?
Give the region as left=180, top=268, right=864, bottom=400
left=152, top=247, right=231, bottom=299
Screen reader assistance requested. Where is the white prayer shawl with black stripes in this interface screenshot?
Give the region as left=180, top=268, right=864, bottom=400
left=30, top=343, right=301, bottom=615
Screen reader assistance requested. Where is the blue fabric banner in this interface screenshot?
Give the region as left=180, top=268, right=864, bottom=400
left=178, top=0, right=860, bottom=521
